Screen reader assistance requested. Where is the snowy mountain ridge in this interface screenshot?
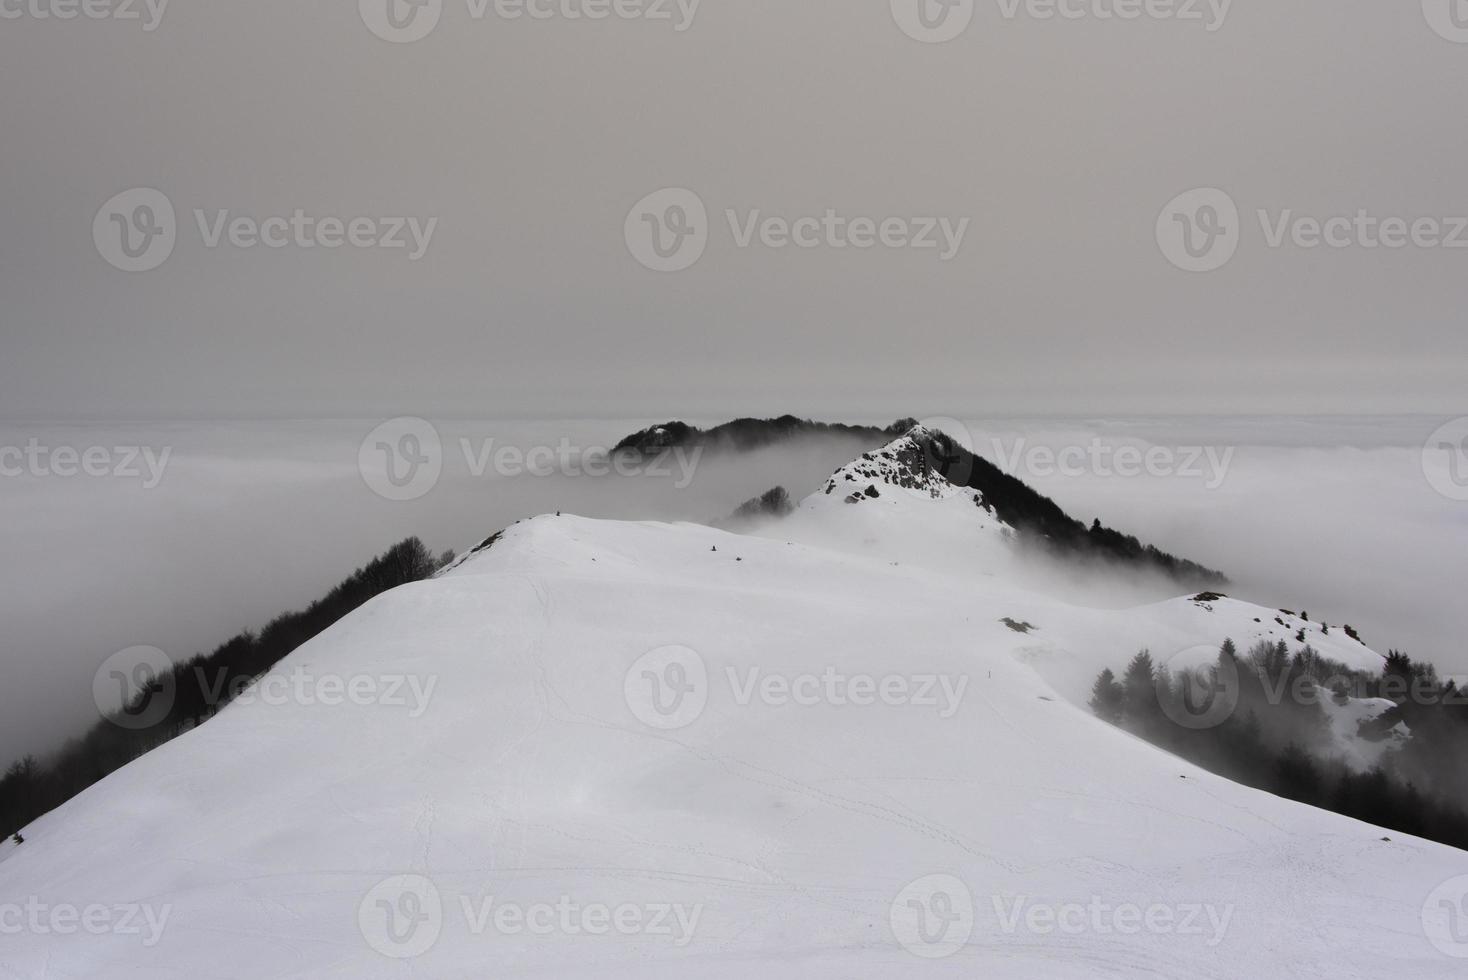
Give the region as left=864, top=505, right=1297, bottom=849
left=0, top=434, right=1460, bottom=978
left=815, top=426, right=978, bottom=502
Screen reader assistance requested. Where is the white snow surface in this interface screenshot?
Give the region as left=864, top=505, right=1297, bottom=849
left=0, top=439, right=1461, bottom=978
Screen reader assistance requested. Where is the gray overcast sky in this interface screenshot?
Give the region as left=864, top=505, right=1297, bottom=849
left=3, top=1, right=1467, bottom=420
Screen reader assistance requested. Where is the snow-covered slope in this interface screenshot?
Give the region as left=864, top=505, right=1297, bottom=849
left=0, top=436, right=1458, bottom=978
left=765, top=430, right=1385, bottom=698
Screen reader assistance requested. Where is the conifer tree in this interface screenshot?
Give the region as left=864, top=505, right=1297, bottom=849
left=1089, top=669, right=1125, bottom=724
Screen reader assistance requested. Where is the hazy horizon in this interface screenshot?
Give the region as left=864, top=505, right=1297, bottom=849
left=4, top=413, right=1466, bottom=771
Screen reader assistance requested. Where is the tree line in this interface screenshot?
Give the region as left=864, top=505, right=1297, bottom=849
left=1090, top=640, right=1468, bottom=850
left=1, top=537, right=450, bottom=842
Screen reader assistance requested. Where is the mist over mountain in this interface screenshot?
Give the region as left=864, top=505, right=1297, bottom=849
left=613, top=415, right=906, bottom=456
left=3, top=426, right=1464, bottom=976
left=620, top=417, right=1226, bottom=588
